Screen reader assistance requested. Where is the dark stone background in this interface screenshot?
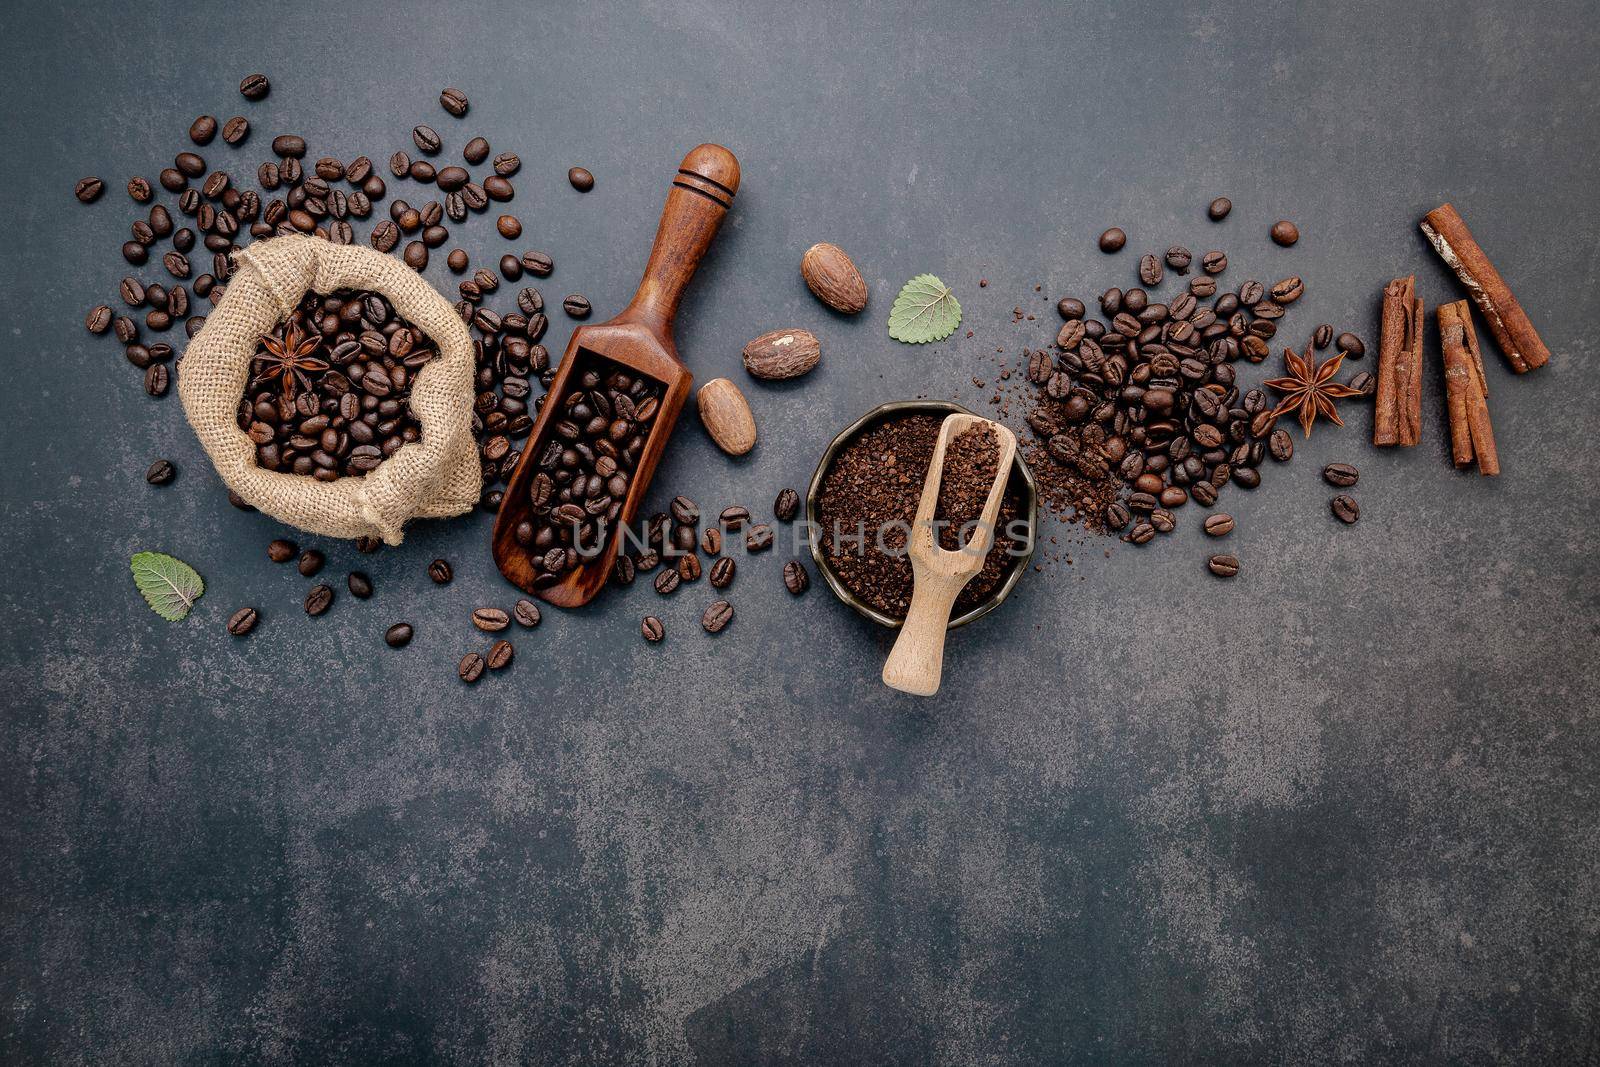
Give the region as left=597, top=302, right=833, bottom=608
left=3, top=1, right=1597, bottom=1062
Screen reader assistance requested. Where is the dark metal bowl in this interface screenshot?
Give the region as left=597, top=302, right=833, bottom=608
left=805, top=400, right=1038, bottom=630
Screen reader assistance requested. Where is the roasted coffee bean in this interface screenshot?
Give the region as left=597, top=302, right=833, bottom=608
left=700, top=526, right=722, bottom=555
left=1203, top=513, right=1235, bottom=537
left=493, top=152, right=521, bottom=177
left=126, top=176, right=153, bottom=203
left=159, top=167, right=186, bottom=193
left=641, top=615, right=665, bottom=643
left=1349, top=371, right=1376, bottom=395
left=1269, top=428, right=1294, bottom=461
left=347, top=571, right=373, bottom=598
left=562, top=294, right=591, bottom=318
left=1208, top=196, right=1232, bottom=221
left=122, top=240, right=148, bottom=265
left=173, top=151, right=206, bottom=178
left=701, top=600, right=733, bottom=633
left=384, top=622, right=413, bottom=648
left=221, top=115, right=249, bottom=144
left=412, top=125, right=442, bottom=154
left=463, top=136, right=490, bottom=165
left=297, top=548, right=325, bottom=577
left=354, top=536, right=381, bottom=554
left=1270, top=220, right=1299, bottom=246
left=1313, top=323, right=1334, bottom=349
left=612, top=554, right=637, bottom=585
left=509, top=599, right=540, bottom=628
left=1232, top=467, right=1261, bottom=490
left=1190, top=481, right=1218, bottom=506
left=1336, top=332, right=1366, bottom=357
left=1201, top=250, right=1227, bottom=275
left=1331, top=494, right=1360, bottom=524
left=774, top=487, right=800, bottom=521
left=568, top=166, right=594, bottom=192
left=654, top=568, right=680, bottom=595
left=458, top=652, right=485, bottom=683
left=780, top=558, right=808, bottom=595
left=1127, top=522, right=1156, bottom=545
left=1104, top=502, right=1131, bottom=531
left=1165, top=246, right=1192, bottom=273
left=162, top=251, right=190, bottom=278
left=521, top=250, right=553, bottom=276
left=719, top=505, right=750, bottom=529
left=745, top=524, right=774, bottom=552
left=219, top=606, right=259, bottom=637
left=668, top=495, right=699, bottom=525
left=707, top=555, right=736, bottom=589
left=472, top=607, right=510, bottom=632
left=145, top=458, right=176, bottom=485
left=304, top=584, right=334, bottom=615
left=403, top=241, right=428, bottom=270
left=86, top=304, right=113, bottom=333
left=143, top=364, right=170, bottom=396
left=496, top=215, right=522, bottom=239
left=447, top=248, right=469, bottom=273
left=485, top=638, right=514, bottom=670
left=1138, top=253, right=1162, bottom=286
left=1098, top=227, right=1126, bottom=253
left=268, top=538, right=297, bottom=563
left=480, top=175, right=512, bottom=201
left=370, top=219, right=400, bottom=252
left=1270, top=277, right=1304, bottom=304
left=1207, top=553, right=1240, bottom=577
left=74, top=176, right=105, bottom=203
left=239, top=72, right=270, bottom=99
left=388, top=150, right=411, bottom=178
left=439, top=87, right=470, bottom=117
left=677, top=553, right=702, bottom=583
left=1323, top=463, right=1359, bottom=488
left=428, top=558, right=453, bottom=584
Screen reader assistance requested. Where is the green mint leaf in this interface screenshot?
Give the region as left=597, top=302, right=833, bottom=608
left=130, top=551, right=205, bottom=622
left=887, top=274, right=961, bottom=344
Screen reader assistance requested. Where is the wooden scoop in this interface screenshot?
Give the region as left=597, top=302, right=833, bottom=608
left=492, top=144, right=740, bottom=606
left=881, top=413, right=1017, bottom=697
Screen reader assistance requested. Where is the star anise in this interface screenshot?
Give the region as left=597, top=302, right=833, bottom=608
left=1263, top=341, right=1361, bottom=437
left=250, top=320, right=328, bottom=417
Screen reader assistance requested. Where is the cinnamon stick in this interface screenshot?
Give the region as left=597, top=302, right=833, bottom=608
left=1373, top=275, right=1423, bottom=447
left=1438, top=300, right=1499, bottom=476
left=1420, top=203, right=1550, bottom=373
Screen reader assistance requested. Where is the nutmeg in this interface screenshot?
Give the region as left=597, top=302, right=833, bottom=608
left=697, top=378, right=757, bottom=456
left=742, top=328, right=821, bottom=381
left=800, top=242, right=868, bottom=314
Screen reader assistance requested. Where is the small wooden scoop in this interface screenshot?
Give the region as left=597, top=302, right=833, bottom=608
left=881, top=413, right=1017, bottom=697
left=492, top=144, right=740, bottom=606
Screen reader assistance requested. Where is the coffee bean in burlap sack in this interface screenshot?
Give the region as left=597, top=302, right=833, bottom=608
left=178, top=235, right=479, bottom=544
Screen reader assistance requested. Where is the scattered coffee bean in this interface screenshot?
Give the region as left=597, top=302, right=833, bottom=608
left=221, top=116, right=249, bottom=145
left=654, top=568, right=681, bottom=595
left=1058, top=297, right=1086, bottom=320
left=355, top=536, right=381, bottom=554
left=492, top=152, right=521, bottom=177
left=1207, top=554, right=1240, bottom=577
left=268, top=539, right=297, bottom=563
left=677, top=553, right=702, bottom=583
left=188, top=115, right=217, bottom=145
left=1313, top=323, right=1334, bottom=349
left=1201, top=250, right=1228, bottom=274
left=458, top=652, right=485, bottom=683
left=1203, top=514, right=1235, bottom=537
left=145, top=459, right=176, bottom=485
left=568, top=166, right=594, bottom=192
left=429, top=558, right=453, bottom=584
left=472, top=607, right=510, bottom=632
left=298, top=549, right=325, bottom=577
left=701, top=600, right=733, bottom=633
left=1331, top=494, right=1360, bottom=524
left=774, top=487, right=800, bottom=521
left=1270, top=220, right=1299, bottom=246
left=701, top=527, right=722, bottom=555
left=486, top=639, right=514, bottom=670
left=497, top=215, right=522, bottom=239
left=513, top=599, right=541, bottom=627
left=783, top=558, right=810, bottom=595
left=1336, top=332, right=1366, bottom=357
left=447, top=248, right=469, bottom=273
left=127, top=176, right=153, bottom=203
left=1349, top=371, right=1376, bottom=395
left=709, top=556, right=735, bottom=589
left=1269, top=429, right=1294, bottom=462
left=439, top=87, right=469, bottom=117
left=239, top=73, right=270, bottom=99
left=143, top=364, right=169, bottom=396
left=1323, top=463, right=1359, bottom=488
left=412, top=125, right=442, bottom=154
left=385, top=622, right=413, bottom=648
left=1098, top=227, right=1126, bottom=253
left=520, top=250, right=553, bottom=276
left=347, top=572, right=373, bottom=598
left=227, top=607, right=259, bottom=635
left=464, top=137, right=490, bottom=165
left=499, top=253, right=523, bottom=281
left=745, top=524, right=774, bottom=552
left=641, top=616, right=665, bottom=643
left=304, top=584, right=334, bottom=615
left=562, top=294, right=590, bottom=318
left=75, top=176, right=105, bottom=203
left=1208, top=196, right=1232, bottom=221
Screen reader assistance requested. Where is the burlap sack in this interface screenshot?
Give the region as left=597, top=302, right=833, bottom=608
left=178, top=235, right=480, bottom=545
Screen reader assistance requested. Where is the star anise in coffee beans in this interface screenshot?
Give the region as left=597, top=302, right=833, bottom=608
left=250, top=320, right=328, bottom=417
left=1263, top=341, right=1361, bottom=437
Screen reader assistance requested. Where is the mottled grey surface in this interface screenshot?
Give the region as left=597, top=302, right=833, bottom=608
left=2, top=0, right=1598, bottom=1063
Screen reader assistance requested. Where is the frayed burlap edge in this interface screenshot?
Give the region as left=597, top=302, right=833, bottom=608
left=177, top=235, right=480, bottom=545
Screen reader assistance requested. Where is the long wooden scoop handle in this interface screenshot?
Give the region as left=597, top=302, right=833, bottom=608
left=882, top=573, right=965, bottom=697
left=620, top=143, right=740, bottom=337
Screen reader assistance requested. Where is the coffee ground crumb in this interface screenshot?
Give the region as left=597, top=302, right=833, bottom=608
left=933, top=424, right=1000, bottom=551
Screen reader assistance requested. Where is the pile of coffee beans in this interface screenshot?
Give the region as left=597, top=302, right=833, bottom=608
left=817, top=413, right=1026, bottom=618
left=510, top=360, right=662, bottom=584
left=1024, top=233, right=1369, bottom=546
left=238, top=289, right=427, bottom=478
